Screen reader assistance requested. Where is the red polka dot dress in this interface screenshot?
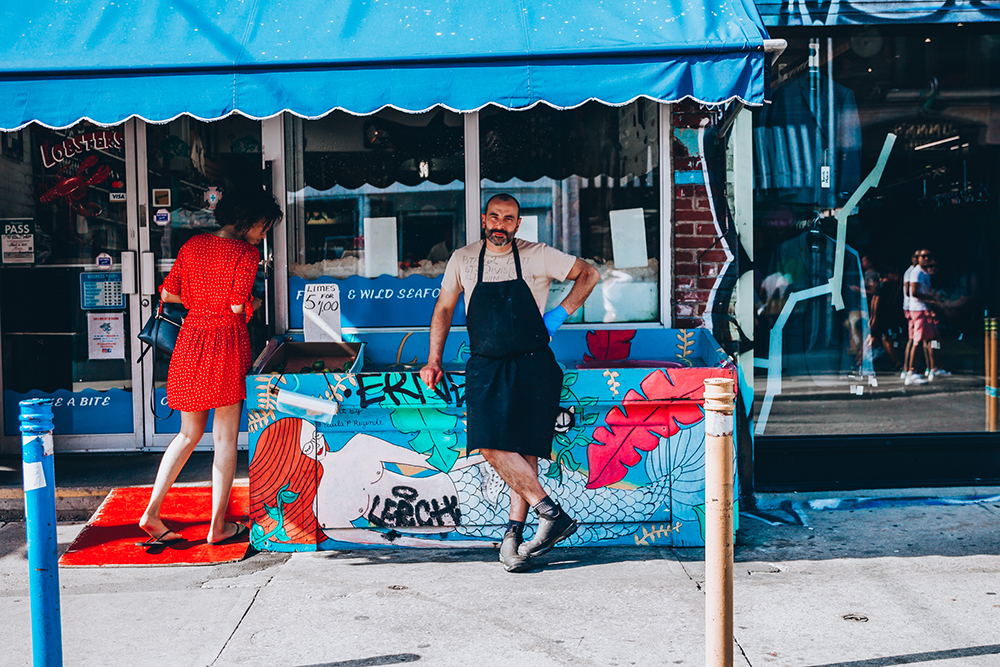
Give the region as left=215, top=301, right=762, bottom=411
left=161, top=234, right=259, bottom=412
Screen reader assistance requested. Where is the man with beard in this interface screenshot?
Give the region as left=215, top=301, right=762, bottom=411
left=420, top=193, right=600, bottom=572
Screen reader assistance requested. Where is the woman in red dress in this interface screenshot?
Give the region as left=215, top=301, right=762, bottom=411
left=138, top=188, right=282, bottom=546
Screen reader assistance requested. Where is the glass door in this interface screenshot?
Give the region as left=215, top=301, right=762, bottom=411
left=136, top=117, right=267, bottom=448
left=0, top=121, right=142, bottom=451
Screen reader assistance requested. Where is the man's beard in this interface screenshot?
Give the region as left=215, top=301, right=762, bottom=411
left=487, top=229, right=512, bottom=246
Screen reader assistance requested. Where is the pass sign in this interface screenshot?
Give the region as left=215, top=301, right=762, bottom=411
left=2, top=220, right=34, bottom=264
left=303, top=283, right=342, bottom=342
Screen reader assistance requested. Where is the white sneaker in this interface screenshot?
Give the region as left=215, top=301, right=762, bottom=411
left=925, top=371, right=934, bottom=382
left=904, top=373, right=927, bottom=386
left=900, top=371, right=908, bottom=379
left=931, top=368, right=952, bottom=377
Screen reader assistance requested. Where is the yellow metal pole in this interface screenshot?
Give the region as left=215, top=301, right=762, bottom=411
left=704, top=376, right=736, bottom=667
left=986, top=318, right=992, bottom=431
left=987, top=317, right=997, bottom=431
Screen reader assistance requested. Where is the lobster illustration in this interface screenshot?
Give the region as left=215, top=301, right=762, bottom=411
left=37, top=154, right=111, bottom=217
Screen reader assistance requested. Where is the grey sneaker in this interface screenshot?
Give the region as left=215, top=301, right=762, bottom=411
left=499, top=531, right=531, bottom=572
left=518, top=511, right=578, bottom=558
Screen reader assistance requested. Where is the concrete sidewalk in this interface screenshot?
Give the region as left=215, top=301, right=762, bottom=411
left=2, top=496, right=1000, bottom=666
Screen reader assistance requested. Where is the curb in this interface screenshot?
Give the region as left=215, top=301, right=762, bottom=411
left=0, top=487, right=111, bottom=522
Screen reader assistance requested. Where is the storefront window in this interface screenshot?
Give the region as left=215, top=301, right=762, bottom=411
left=285, top=109, right=466, bottom=329
left=0, top=122, right=133, bottom=434
left=753, top=27, right=1000, bottom=436
left=145, top=116, right=264, bottom=433
left=480, top=100, right=661, bottom=323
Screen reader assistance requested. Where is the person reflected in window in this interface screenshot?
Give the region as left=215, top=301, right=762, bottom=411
left=904, top=249, right=939, bottom=386
left=868, top=267, right=904, bottom=373
left=138, top=188, right=282, bottom=548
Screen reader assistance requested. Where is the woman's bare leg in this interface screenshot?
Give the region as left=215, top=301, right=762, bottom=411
left=207, top=402, right=244, bottom=543
left=139, top=410, right=209, bottom=540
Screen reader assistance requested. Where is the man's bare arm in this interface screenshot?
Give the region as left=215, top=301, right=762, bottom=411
left=558, top=258, right=601, bottom=314
left=420, top=288, right=461, bottom=389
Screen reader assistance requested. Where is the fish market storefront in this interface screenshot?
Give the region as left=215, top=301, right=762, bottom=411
left=0, top=2, right=773, bottom=547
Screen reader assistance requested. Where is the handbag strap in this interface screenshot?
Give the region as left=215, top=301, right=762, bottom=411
left=138, top=301, right=175, bottom=420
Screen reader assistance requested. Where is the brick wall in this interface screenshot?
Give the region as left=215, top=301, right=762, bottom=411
left=672, top=103, right=728, bottom=329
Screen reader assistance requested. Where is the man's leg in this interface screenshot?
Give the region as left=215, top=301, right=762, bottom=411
left=924, top=340, right=937, bottom=376
left=480, top=449, right=546, bottom=506
left=480, top=449, right=577, bottom=562
left=507, top=454, right=537, bottom=523
left=489, top=452, right=537, bottom=573
left=903, top=313, right=915, bottom=376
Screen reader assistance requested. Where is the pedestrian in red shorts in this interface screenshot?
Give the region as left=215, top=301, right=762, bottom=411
left=904, top=249, right=939, bottom=385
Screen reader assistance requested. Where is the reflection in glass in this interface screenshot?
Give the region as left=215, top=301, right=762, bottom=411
left=479, top=101, right=660, bottom=323
left=753, top=31, right=999, bottom=435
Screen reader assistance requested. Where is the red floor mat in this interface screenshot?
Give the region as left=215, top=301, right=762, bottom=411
left=60, top=485, right=250, bottom=567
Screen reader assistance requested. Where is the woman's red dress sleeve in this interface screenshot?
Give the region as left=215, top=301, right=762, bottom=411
left=230, top=246, right=260, bottom=322
left=161, top=245, right=184, bottom=297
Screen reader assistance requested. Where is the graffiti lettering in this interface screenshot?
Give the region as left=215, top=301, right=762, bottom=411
left=368, top=485, right=462, bottom=528
left=357, top=374, right=387, bottom=408
left=358, top=371, right=464, bottom=408
left=382, top=373, right=423, bottom=406
left=430, top=372, right=465, bottom=408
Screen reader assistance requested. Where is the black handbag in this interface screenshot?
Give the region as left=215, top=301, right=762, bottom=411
left=137, top=301, right=187, bottom=419
left=137, top=301, right=187, bottom=358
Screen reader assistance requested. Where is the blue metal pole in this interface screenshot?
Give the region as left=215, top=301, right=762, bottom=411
left=19, top=398, right=63, bottom=667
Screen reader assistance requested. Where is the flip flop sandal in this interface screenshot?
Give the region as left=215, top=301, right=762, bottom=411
left=135, top=529, right=185, bottom=547
left=210, top=522, right=249, bottom=546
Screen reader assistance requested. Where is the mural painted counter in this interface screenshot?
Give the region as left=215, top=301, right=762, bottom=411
left=245, top=328, right=737, bottom=551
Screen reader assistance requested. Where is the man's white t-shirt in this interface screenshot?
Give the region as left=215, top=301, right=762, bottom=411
left=902, top=265, right=915, bottom=311
left=441, top=239, right=577, bottom=314
left=909, top=265, right=931, bottom=311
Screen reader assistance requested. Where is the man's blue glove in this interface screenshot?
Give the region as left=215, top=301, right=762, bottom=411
left=542, top=305, right=569, bottom=337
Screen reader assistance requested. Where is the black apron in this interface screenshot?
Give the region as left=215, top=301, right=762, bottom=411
left=465, top=241, right=563, bottom=459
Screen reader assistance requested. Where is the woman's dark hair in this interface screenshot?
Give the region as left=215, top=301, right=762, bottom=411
left=213, top=187, right=283, bottom=234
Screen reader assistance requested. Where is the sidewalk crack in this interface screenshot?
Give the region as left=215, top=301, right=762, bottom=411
left=206, top=577, right=271, bottom=666
left=735, top=636, right=754, bottom=667
left=668, top=547, right=704, bottom=591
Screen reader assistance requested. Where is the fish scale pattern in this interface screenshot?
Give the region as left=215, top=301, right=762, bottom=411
left=449, top=460, right=673, bottom=544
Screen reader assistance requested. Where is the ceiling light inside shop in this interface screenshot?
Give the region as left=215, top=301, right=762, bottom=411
left=925, top=38, right=932, bottom=43
left=914, top=135, right=960, bottom=150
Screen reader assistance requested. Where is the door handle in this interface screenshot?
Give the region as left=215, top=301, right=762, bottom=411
left=121, top=251, right=137, bottom=294
left=140, top=251, right=156, bottom=296
left=262, top=239, right=271, bottom=326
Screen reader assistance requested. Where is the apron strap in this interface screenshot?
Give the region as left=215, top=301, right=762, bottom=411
left=477, top=241, right=487, bottom=284
left=511, top=241, right=523, bottom=280
left=476, top=239, right=523, bottom=283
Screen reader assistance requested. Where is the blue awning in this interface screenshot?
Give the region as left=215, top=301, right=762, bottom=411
left=0, top=0, right=769, bottom=131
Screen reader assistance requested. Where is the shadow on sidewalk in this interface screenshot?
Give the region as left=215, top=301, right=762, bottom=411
left=318, top=545, right=676, bottom=570
left=807, top=643, right=1000, bottom=667
left=734, top=501, right=1000, bottom=562
left=296, top=655, right=420, bottom=667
